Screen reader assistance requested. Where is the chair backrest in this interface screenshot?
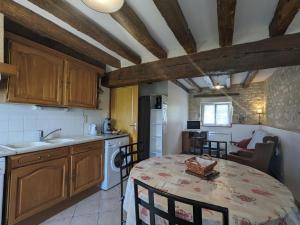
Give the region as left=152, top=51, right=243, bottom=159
left=252, top=142, right=275, bottom=173
left=263, top=136, right=279, bottom=151
left=120, top=142, right=143, bottom=225
left=202, top=141, right=228, bottom=159
left=119, top=142, right=142, bottom=182
left=134, top=179, right=229, bottom=225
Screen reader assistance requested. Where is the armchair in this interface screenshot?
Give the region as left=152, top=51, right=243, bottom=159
left=228, top=136, right=278, bottom=174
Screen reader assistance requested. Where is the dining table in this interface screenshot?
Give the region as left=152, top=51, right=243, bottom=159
left=124, top=154, right=300, bottom=225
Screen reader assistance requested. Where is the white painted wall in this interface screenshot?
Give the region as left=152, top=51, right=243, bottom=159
left=166, top=81, right=188, bottom=155
left=201, top=124, right=260, bottom=142
left=261, top=125, right=300, bottom=203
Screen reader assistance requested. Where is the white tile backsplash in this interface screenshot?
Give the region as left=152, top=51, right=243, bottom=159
left=8, top=116, right=24, bottom=131
left=0, top=102, right=109, bottom=145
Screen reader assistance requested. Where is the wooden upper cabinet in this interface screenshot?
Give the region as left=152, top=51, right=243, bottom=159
left=8, top=41, right=64, bottom=106
left=5, top=34, right=103, bottom=108
left=63, top=59, right=98, bottom=108
left=7, top=157, right=68, bottom=225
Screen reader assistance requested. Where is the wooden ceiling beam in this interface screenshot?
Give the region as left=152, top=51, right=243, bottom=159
left=217, top=0, right=237, bottom=47
left=153, top=0, right=196, bottom=54
left=172, top=80, right=190, bottom=93
left=269, top=0, right=300, bottom=37
left=194, top=93, right=240, bottom=98
left=102, top=32, right=300, bottom=87
left=0, top=0, right=120, bottom=68
left=206, top=76, right=215, bottom=87
left=242, top=71, right=259, bottom=88
left=110, top=2, right=167, bottom=59
left=184, top=78, right=202, bottom=91
left=28, top=0, right=141, bottom=65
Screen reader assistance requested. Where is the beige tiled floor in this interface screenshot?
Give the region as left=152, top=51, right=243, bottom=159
left=40, top=185, right=121, bottom=225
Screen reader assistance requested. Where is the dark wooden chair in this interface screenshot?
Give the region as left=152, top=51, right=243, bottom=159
left=119, top=142, right=143, bottom=225
left=202, top=140, right=228, bottom=159
left=192, top=138, right=228, bottom=159
left=228, top=136, right=278, bottom=174
left=134, top=179, right=229, bottom=225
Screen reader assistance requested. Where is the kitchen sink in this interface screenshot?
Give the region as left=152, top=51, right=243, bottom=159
left=0, top=136, right=99, bottom=153
left=44, top=138, right=75, bottom=144
left=2, top=142, right=49, bottom=150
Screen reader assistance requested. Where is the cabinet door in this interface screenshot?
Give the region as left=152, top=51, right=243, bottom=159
left=8, top=41, right=64, bottom=105
left=64, top=59, right=98, bottom=108
left=70, top=148, right=103, bottom=197
left=7, top=157, right=68, bottom=225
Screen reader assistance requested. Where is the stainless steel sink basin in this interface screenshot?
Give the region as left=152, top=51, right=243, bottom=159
left=2, top=142, right=49, bottom=150
left=45, top=138, right=75, bottom=144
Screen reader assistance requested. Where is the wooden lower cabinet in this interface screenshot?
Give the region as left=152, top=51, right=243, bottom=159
left=70, top=148, right=103, bottom=197
left=7, top=157, right=69, bottom=225
left=6, top=141, right=104, bottom=225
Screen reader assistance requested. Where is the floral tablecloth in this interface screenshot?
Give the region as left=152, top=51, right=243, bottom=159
left=124, top=154, right=300, bottom=225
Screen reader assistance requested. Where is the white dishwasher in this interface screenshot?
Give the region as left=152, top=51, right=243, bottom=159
left=0, top=158, right=5, bottom=225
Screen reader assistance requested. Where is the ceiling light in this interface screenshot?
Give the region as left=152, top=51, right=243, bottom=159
left=81, top=0, right=124, bottom=13
left=212, top=83, right=225, bottom=90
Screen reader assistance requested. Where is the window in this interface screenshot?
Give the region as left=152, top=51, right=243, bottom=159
left=201, top=103, right=232, bottom=126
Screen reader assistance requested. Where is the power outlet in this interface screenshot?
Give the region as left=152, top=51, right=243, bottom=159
left=83, top=114, right=88, bottom=123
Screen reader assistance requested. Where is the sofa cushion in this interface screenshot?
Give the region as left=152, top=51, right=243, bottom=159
left=228, top=144, right=242, bottom=153
left=237, top=138, right=252, bottom=149
left=247, top=130, right=268, bottom=149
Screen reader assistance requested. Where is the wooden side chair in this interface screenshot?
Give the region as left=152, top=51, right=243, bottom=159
left=134, top=179, right=229, bottom=225
left=119, top=142, right=143, bottom=225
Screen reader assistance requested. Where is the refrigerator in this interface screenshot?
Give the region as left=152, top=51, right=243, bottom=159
left=138, top=95, right=167, bottom=159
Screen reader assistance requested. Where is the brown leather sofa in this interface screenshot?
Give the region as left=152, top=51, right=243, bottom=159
left=227, top=136, right=279, bottom=174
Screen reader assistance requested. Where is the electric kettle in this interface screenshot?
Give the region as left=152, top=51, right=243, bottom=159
left=89, top=123, right=97, bottom=136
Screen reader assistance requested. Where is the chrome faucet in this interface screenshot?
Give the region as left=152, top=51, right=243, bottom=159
left=38, top=128, right=62, bottom=141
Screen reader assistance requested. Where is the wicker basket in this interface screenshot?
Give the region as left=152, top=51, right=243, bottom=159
left=185, top=155, right=217, bottom=176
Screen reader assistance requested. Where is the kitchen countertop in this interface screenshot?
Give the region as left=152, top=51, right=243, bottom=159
left=0, top=133, right=128, bottom=157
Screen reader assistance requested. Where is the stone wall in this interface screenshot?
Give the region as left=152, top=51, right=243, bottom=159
left=189, top=82, right=266, bottom=125
left=265, top=66, right=300, bottom=132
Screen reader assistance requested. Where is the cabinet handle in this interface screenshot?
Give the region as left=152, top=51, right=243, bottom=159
left=47, top=154, right=52, bottom=158
left=37, top=156, right=42, bottom=160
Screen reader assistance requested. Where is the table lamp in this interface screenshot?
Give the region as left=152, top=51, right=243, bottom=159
left=256, top=108, right=263, bottom=125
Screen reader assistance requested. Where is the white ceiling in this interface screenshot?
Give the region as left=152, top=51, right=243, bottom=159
left=12, top=0, right=300, bottom=87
